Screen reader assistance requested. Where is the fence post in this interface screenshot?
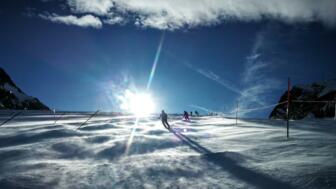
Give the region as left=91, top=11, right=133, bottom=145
left=286, top=78, right=291, bottom=139
left=53, top=108, right=57, bottom=124
left=334, top=101, right=336, bottom=120
left=236, top=101, right=239, bottom=125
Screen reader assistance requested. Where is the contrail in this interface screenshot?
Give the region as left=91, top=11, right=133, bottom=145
left=164, top=50, right=241, bottom=95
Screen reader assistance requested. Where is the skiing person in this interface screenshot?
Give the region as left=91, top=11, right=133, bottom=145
left=195, top=111, right=199, bottom=117
left=183, top=111, right=190, bottom=121
left=190, top=111, right=193, bottom=116
left=159, top=110, right=170, bottom=129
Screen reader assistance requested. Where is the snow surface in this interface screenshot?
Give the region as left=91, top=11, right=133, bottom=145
left=0, top=113, right=335, bottom=189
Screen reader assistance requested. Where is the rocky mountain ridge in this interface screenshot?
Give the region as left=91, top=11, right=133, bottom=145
left=270, top=80, right=336, bottom=119
left=0, top=68, right=49, bottom=110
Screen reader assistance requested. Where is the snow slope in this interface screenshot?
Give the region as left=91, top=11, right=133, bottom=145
left=0, top=113, right=335, bottom=189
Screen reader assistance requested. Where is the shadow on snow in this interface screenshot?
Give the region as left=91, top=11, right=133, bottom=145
left=170, top=128, right=296, bottom=189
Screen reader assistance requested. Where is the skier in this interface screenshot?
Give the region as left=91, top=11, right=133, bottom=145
left=159, top=110, right=170, bottom=129
left=183, top=111, right=190, bottom=121
left=190, top=111, right=193, bottom=116
left=195, top=111, right=199, bottom=117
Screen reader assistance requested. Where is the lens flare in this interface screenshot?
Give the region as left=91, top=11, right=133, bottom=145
left=119, top=90, right=155, bottom=117
left=124, top=31, right=164, bottom=157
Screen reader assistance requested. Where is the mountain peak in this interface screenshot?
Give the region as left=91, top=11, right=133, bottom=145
left=270, top=79, right=336, bottom=120
left=0, top=68, right=19, bottom=89
left=0, top=67, right=49, bottom=110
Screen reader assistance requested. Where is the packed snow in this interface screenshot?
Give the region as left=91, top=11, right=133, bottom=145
left=0, top=112, right=335, bottom=189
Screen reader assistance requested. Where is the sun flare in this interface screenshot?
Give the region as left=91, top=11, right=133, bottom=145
left=120, top=90, right=155, bottom=117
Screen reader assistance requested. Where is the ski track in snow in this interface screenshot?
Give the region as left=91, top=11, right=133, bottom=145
left=0, top=113, right=335, bottom=189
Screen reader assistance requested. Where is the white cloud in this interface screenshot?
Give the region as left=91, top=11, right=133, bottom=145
left=61, top=0, right=336, bottom=29
left=103, top=16, right=124, bottom=25
left=67, top=0, right=114, bottom=15
left=40, top=14, right=103, bottom=28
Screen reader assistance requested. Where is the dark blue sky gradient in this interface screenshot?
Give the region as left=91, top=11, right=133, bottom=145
left=1, top=1, right=336, bottom=117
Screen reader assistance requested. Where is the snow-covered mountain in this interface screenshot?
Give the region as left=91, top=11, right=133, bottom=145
left=270, top=80, right=336, bottom=119
left=0, top=68, right=49, bottom=110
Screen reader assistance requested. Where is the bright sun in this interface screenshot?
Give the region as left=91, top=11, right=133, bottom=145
left=119, top=90, right=155, bottom=117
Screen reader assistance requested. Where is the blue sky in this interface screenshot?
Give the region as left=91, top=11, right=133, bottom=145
left=1, top=0, right=336, bottom=117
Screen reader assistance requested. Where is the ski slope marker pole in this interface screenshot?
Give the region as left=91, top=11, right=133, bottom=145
left=286, top=78, right=291, bottom=139
left=334, top=101, right=336, bottom=120
left=236, top=101, right=239, bottom=125
left=53, top=108, right=56, bottom=123
left=77, top=110, right=99, bottom=130
left=55, top=112, right=65, bottom=125
left=0, top=111, right=23, bottom=127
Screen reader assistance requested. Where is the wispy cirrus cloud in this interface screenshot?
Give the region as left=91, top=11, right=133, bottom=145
left=36, top=0, right=336, bottom=29
left=40, top=14, right=103, bottom=28
left=237, top=25, right=283, bottom=116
